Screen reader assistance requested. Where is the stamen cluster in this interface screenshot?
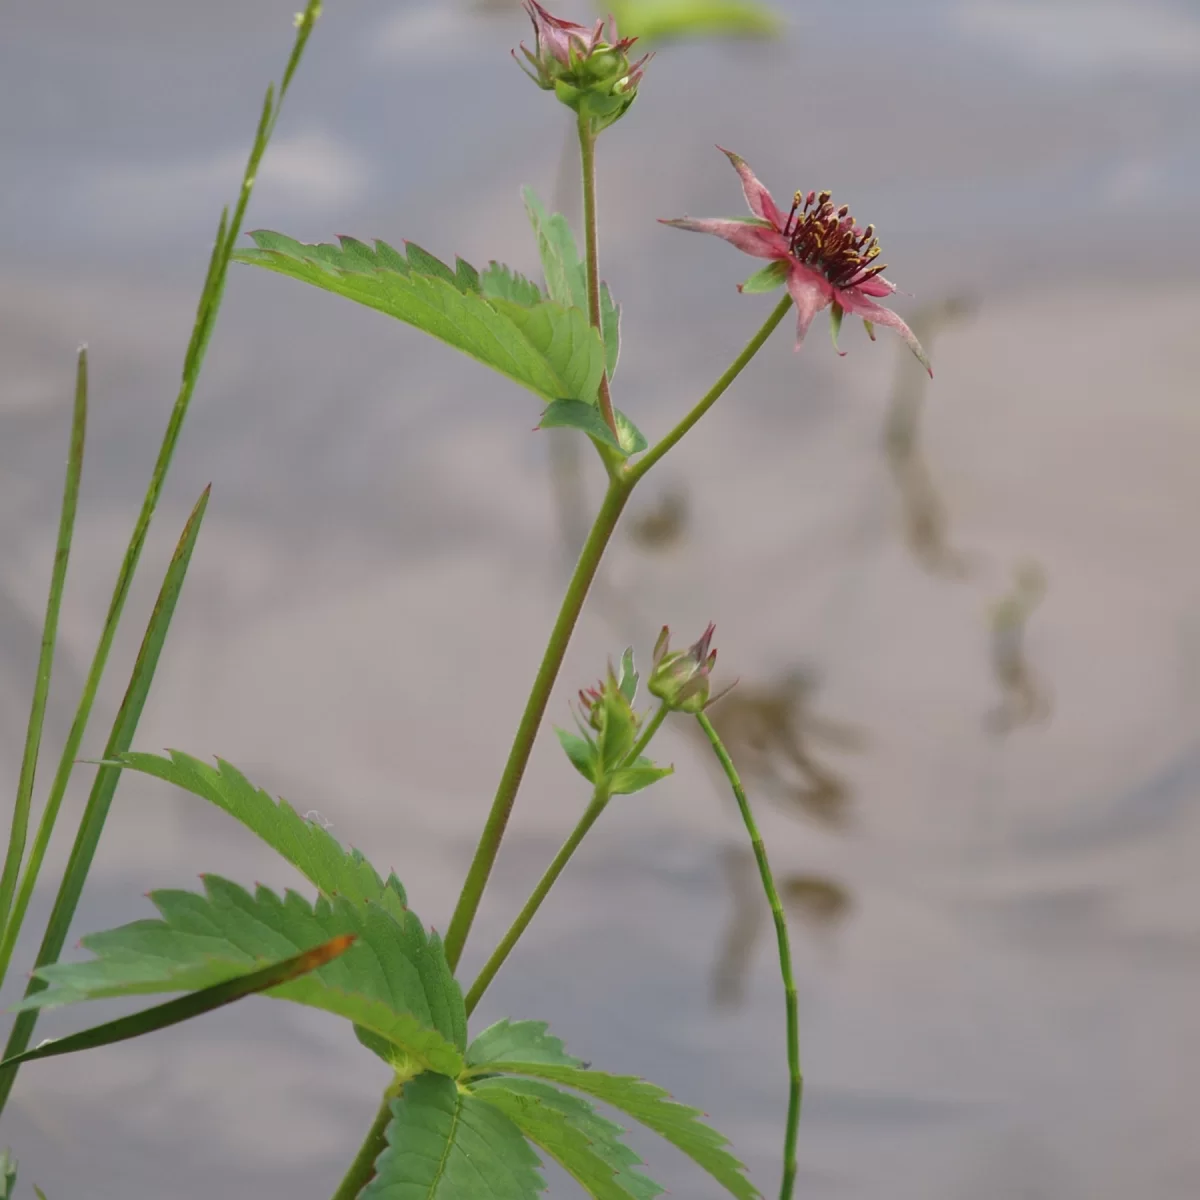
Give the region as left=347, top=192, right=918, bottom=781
left=784, top=190, right=888, bottom=291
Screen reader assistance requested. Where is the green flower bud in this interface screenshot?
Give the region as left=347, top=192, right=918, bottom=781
left=648, top=623, right=723, bottom=714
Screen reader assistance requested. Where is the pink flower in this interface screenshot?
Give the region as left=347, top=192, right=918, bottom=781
left=660, top=149, right=931, bottom=376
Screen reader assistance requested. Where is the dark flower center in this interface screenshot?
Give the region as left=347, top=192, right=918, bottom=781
left=783, top=190, right=887, bottom=290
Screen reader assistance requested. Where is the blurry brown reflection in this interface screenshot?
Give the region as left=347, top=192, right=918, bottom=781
left=712, top=846, right=851, bottom=1007
left=882, top=296, right=978, bottom=578
left=985, top=560, right=1052, bottom=735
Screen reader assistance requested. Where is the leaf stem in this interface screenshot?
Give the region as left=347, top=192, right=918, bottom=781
left=577, top=112, right=619, bottom=444
left=443, top=478, right=631, bottom=971
left=627, top=292, right=794, bottom=484
left=465, top=784, right=610, bottom=1017
left=695, top=711, right=801, bottom=1200
left=330, top=1092, right=394, bottom=1200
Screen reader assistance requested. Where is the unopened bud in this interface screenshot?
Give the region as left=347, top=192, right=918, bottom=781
left=648, top=623, right=722, bottom=714
left=514, top=1, right=651, bottom=133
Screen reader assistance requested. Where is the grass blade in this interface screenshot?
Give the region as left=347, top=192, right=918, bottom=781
left=0, top=488, right=209, bottom=1107
left=0, top=935, right=355, bottom=1069
left=0, top=0, right=324, bottom=1117
left=0, top=350, right=87, bottom=939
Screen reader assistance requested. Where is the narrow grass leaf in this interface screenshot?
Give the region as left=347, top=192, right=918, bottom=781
left=0, top=488, right=210, bottom=1102
left=0, top=935, right=354, bottom=1069
left=0, top=350, right=87, bottom=953
left=17, top=876, right=464, bottom=1075
left=0, top=0, right=325, bottom=1115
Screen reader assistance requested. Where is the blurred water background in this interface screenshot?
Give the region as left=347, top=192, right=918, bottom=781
left=2, top=0, right=1199, bottom=1195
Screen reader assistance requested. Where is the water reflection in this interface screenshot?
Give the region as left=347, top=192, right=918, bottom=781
left=712, top=846, right=850, bottom=1007
left=985, top=560, right=1051, bottom=736
left=704, top=671, right=863, bottom=829
left=882, top=297, right=978, bottom=580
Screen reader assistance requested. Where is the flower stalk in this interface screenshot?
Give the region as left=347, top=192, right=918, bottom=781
left=696, top=711, right=801, bottom=1200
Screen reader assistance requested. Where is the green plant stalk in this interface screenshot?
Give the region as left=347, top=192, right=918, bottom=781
left=465, top=783, right=611, bottom=1017
left=443, top=478, right=631, bottom=970
left=0, top=0, right=321, bottom=1041
left=624, top=701, right=668, bottom=767
left=0, top=351, right=87, bottom=945
left=330, top=1088, right=397, bottom=1200
left=0, top=490, right=211, bottom=1112
left=696, top=711, right=801, bottom=1200
left=577, top=112, right=620, bottom=445
left=627, top=292, right=794, bottom=484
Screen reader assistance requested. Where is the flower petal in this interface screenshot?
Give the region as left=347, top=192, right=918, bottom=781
left=658, top=216, right=789, bottom=260
left=787, top=262, right=834, bottom=348
left=717, top=147, right=784, bottom=229
left=838, top=288, right=932, bottom=376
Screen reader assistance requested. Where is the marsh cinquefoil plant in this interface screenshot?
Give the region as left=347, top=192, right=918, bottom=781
left=0, top=3, right=928, bottom=1197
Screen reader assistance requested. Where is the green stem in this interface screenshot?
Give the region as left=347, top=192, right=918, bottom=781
left=628, top=293, right=794, bottom=485
left=696, top=712, right=801, bottom=1200
left=624, top=702, right=668, bottom=768
left=443, top=478, right=631, bottom=971
left=465, top=784, right=610, bottom=1017
left=330, top=1092, right=394, bottom=1200
left=577, top=112, right=619, bottom=444
left=0, top=350, right=86, bottom=945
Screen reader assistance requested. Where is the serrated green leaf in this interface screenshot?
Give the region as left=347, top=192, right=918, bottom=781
left=607, top=763, right=674, bottom=796
left=524, top=188, right=621, bottom=378
left=0, top=934, right=354, bottom=1070
left=613, top=408, right=647, bottom=455
left=490, top=298, right=605, bottom=406
left=401, top=242, right=463, bottom=289
left=235, top=233, right=605, bottom=405
left=600, top=282, right=621, bottom=378
left=538, top=399, right=646, bottom=459
left=481, top=262, right=545, bottom=307
left=554, top=729, right=598, bottom=783
left=523, top=188, right=588, bottom=314
left=21, top=876, right=466, bottom=1073
left=738, top=260, right=789, bottom=295
left=469, top=1060, right=757, bottom=1200
left=115, top=751, right=408, bottom=919
left=364, top=1073, right=544, bottom=1200
left=610, top=0, right=783, bottom=42
left=473, top=1077, right=663, bottom=1200
left=617, top=647, right=638, bottom=704
left=467, top=1020, right=583, bottom=1071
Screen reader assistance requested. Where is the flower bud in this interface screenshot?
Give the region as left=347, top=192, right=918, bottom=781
left=514, top=1, right=651, bottom=133
left=578, top=665, right=641, bottom=769
left=648, top=623, right=721, bottom=714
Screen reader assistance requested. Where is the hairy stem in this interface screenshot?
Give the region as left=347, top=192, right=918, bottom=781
left=628, top=292, right=794, bottom=484
left=578, top=112, right=619, bottom=443
left=696, top=712, right=801, bottom=1200
left=443, top=479, right=631, bottom=970
left=465, top=784, right=610, bottom=1016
